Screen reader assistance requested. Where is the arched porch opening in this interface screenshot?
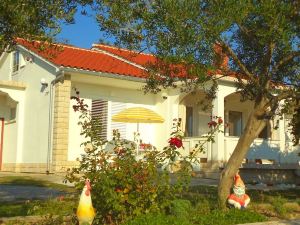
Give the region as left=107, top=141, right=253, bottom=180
left=179, top=91, right=213, bottom=138
left=223, top=92, right=282, bottom=163
left=178, top=91, right=213, bottom=167
left=0, top=90, right=18, bottom=170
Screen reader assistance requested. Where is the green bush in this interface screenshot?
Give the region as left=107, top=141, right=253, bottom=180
left=169, top=199, right=192, bottom=218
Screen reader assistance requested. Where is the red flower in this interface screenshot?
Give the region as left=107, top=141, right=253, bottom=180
left=218, top=117, right=223, bottom=124
left=208, top=121, right=217, bottom=128
left=169, top=137, right=183, bottom=148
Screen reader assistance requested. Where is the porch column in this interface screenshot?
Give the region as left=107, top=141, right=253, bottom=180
left=224, top=110, right=229, bottom=136
left=15, top=97, right=25, bottom=164
left=211, top=89, right=225, bottom=166
left=52, top=74, right=71, bottom=172
left=279, top=115, right=286, bottom=154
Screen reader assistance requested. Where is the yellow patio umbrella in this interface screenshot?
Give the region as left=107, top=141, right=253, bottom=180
left=112, top=107, right=164, bottom=129
left=112, top=107, right=164, bottom=154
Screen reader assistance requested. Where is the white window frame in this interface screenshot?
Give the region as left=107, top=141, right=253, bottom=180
left=12, top=51, right=20, bottom=74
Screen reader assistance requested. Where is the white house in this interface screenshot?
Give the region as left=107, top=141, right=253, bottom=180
left=0, top=39, right=298, bottom=177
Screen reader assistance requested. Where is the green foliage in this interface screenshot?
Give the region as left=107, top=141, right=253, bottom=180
left=0, top=0, right=92, bottom=51
left=267, top=196, right=289, bottom=218
left=0, top=198, right=75, bottom=218
left=0, top=202, right=31, bottom=217
left=194, top=198, right=212, bottom=215
left=169, top=199, right=192, bottom=218
left=126, top=207, right=266, bottom=225
left=192, top=209, right=266, bottom=225
left=124, top=213, right=191, bottom=225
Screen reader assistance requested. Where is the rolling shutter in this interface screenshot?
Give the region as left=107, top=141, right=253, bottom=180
left=111, top=102, right=127, bottom=139
left=91, top=99, right=108, bottom=140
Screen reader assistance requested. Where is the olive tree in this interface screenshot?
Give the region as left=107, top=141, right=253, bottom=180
left=92, top=0, right=300, bottom=207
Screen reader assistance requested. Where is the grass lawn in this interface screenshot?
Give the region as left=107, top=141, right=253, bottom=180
left=0, top=177, right=299, bottom=224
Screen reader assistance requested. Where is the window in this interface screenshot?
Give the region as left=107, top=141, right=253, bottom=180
left=228, top=111, right=243, bottom=136
left=91, top=99, right=108, bottom=140
left=185, top=106, right=193, bottom=137
left=10, top=107, right=16, bottom=120
left=12, top=51, right=20, bottom=73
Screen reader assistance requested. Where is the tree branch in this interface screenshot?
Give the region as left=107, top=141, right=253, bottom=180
left=259, top=88, right=299, bottom=113
left=273, top=51, right=300, bottom=73
left=264, top=42, right=275, bottom=77
left=277, top=89, right=300, bottom=102
left=218, top=40, right=258, bottom=85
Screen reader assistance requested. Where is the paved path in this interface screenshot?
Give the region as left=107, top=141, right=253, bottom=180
left=0, top=184, right=65, bottom=202
left=0, top=172, right=73, bottom=202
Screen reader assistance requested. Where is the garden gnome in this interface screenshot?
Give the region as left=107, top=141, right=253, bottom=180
left=228, top=173, right=250, bottom=209
left=77, top=179, right=96, bottom=225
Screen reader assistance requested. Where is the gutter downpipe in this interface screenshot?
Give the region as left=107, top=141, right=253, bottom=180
left=46, top=70, right=65, bottom=174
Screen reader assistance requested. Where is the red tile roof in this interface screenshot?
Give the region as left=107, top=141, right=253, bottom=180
left=17, top=39, right=238, bottom=81
left=93, top=44, right=193, bottom=78
left=92, top=44, right=157, bottom=66
left=16, top=38, right=147, bottom=79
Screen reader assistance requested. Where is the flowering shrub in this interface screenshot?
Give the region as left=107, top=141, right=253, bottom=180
left=169, top=137, right=183, bottom=148
left=66, top=91, right=223, bottom=224
left=139, top=143, right=154, bottom=151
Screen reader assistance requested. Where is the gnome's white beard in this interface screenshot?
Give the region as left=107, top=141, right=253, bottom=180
left=233, top=185, right=245, bottom=196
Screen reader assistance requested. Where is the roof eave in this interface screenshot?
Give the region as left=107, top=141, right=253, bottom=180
left=60, top=66, right=147, bottom=83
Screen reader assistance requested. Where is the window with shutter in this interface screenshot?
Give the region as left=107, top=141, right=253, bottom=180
left=111, top=102, right=127, bottom=139
left=91, top=99, right=108, bottom=140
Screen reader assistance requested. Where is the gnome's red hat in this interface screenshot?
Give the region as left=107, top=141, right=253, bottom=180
left=234, top=174, right=245, bottom=187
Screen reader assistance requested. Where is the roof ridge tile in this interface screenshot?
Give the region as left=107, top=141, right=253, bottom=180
left=92, top=43, right=154, bottom=57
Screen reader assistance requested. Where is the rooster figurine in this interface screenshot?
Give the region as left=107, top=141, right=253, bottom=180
left=228, top=173, right=250, bottom=209
left=77, top=178, right=96, bottom=225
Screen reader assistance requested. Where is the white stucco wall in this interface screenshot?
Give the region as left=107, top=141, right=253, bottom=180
left=67, top=80, right=167, bottom=161
left=0, top=53, right=11, bottom=80
left=4, top=48, right=57, bottom=164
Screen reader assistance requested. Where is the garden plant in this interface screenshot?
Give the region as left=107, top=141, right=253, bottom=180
left=66, top=91, right=223, bottom=224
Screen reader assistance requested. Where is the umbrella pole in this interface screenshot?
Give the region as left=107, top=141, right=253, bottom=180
left=136, top=123, right=140, bottom=155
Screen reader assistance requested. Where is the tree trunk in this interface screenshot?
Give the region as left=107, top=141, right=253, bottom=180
left=218, top=106, right=267, bottom=209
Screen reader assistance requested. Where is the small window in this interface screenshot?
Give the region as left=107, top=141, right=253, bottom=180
left=12, top=51, right=20, bottom=73
left=228, top=111, right=243, bottom=136
left=185, top=106, right=193, bottom=137
left=10, top=107, right=16, bottom=120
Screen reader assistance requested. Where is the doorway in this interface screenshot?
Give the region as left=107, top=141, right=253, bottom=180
left=0, top=118, right=4, bottom=170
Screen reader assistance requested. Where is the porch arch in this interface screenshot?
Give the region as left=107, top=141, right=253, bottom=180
left=179, top=90, right=213, bottom=137
left=0, top=82, right=26, bottom=171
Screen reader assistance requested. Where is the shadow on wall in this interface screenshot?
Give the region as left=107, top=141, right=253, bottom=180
left=246, top=139, right=300, bottom=164
left=239, top=140, right=300, bottom=185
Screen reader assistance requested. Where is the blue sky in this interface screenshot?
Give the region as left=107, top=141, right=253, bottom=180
left=57, top=8, right=108, bottom=49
